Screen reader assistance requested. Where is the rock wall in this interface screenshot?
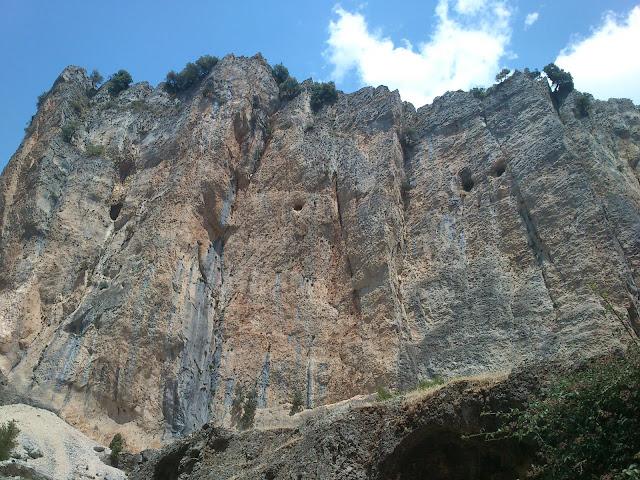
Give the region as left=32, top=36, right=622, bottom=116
left=0, top=54, right=639, bottom=447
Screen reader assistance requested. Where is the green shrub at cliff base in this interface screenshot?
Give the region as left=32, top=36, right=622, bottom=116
left=108, top=70, right=133, bottom=96
left=0, top=420, right=19, bottom=461
left=164, top=55, right=219, bottom=94
left=310, top=81, right=338, bottom=112
left=376, top=385, right=393, bottom=401
left=109, top=433, right=124, bottom=466
left=488, top=346, right=640, bottom=480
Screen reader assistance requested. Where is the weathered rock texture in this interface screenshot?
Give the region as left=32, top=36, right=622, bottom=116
left=131, top=373, right=537, bottom=480
left=1, top=54, right=639, bottom=448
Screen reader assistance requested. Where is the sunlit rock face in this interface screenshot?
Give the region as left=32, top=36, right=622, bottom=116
left=0, top=55, right=638, bottom=447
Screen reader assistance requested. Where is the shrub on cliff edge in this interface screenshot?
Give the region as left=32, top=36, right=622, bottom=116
left=164, top=55, right=219, bottom=94
left=108, top=70, right=133, bottom=96
left=309, top=81, right=338, bottom=112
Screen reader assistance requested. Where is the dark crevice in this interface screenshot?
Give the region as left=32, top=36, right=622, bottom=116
left=512, top=182, right=559, bottom=311
left=491, top=159, right=507, bottom=177
left=459, top=167, right=474, bottom=192
left=512, top=184, right=549, bottom=267
left=627, top=304, right=640, bottom=336
left=109, top=203, right=122, bottom=221
left=378, top=427, right=533, bottom=480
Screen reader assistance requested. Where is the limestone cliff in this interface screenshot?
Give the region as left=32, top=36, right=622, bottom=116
left=1, top=54, right=639, bottom=448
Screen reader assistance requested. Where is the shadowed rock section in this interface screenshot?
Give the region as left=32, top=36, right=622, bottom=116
left=0, top=54, right=639, bottom=447
left=130, top=373, right=537, bottom=480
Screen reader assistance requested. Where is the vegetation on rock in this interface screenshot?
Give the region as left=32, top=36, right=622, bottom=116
left=61, top=121, right=79, bottom=143
left=0, top=420, right=19, bottom=461
left=107, top=70, right=133, bottom=96
left=495, top=68, right=511, bottom=83
left=239, top=388, right=258, bottom=431
left=109, top=432, right=124, bottom=466
left=271, top=63, right=301, bottom=101
left=376, top=385, right=393, bottom=401
left=85, top=143, right=104, bottom=157
left=289, top=387, right=304, bottom=416
left=164, top=55, right=219, bottom=94
left=89, top=69, right=104, bottom=87
left=309, top=81, right=338, bottom=112
left=488, top=346, right=640, bottom=479
left=575, top=92, right=592, bottom=118
left=543, top=63, right=574, bottom=103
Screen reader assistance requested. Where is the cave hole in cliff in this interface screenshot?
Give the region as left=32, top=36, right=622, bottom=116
left=491, top=160, right=507, bottom=177
left=151, top=442, right=191, bottom=480
left=378, top=427, right=532, bottom=480
left=459, top=168, right=474, bottom=192
left=110, top=203, right=123, bottom=221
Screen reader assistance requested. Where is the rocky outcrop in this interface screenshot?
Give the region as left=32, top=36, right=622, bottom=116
left=131, top=372, right=538, bottom=480
left=0, top=403, right=125, bottom=480
left=0, top=54, right=639, bottom=448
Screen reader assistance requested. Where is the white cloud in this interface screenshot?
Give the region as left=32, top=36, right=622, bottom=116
left=524, top=12, right=539, bottom=28
left=556, top=6, right=640, bottom=103
left=455, top=0, right=487, bottom=15
left=325, top=1, right=512, bottom=107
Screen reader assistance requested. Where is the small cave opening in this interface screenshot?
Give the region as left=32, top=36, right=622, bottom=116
left=110, top=203, right=123, bottom=221
left=293, top=202, right=304, bottom=212
left=378, top=427, right=533, bottom=480
left=459, top=168, right=475, bottom=192
left=491, top=160, right=507, bottom=177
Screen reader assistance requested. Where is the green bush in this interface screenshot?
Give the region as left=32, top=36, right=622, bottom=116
left=310, top=81, right=338, bottom=112
left=109, top=433, right=124, bottom=466
left=416, top=376, right=444, bottom=390
left=86, top=143, right=104, bottom=157
left=195, top=55, right=218, bottom=75
left=164, top=55, right=219, bottom=94
left=270, top=63, right=301, bottom=101
left=108, top=70, right=133, bottom=96
left=278, top=77, right=301, bottom=101
left=90, top=69, right=104, bottom=87
left=0, top=420, right=19, bottom=461
left=543, top=63, right=574, bottom=102
left=488, top=346, right=640, bottom=479
left=271, top=63, right=290, bottom=85
left=61, top=121, right=79, bottom=143
left=376, top=385, right=393, bottom=401
left=575, top=92, right=591, bottom=118
left=289, top=388, right=304, bottom=416
left=470, top=87, right=487, bottom=99
left=495, top=68, right=511, bottom=83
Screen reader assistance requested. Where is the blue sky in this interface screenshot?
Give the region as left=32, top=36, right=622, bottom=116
left=1, top=0, right=639, bottom=170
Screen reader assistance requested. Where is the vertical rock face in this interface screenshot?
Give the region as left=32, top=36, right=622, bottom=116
left=0, top=55, right=639, bottom=447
